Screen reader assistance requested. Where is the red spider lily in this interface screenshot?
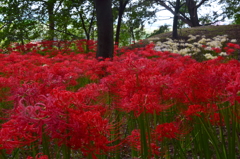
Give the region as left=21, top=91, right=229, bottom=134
left=226, top=48, right=235, bottom=55
left=1, top=39, right=240, bottom=158
left=27, top=153, right=48, bottom=159
left=0, top=119, right=40, bottom=154
left=206, top=103, right=219, bottom=112
left=184, top=105, right=206, bottom=118
left=153, top=122, right=182, bottom=141
left=127, top=129, right=141, bottom=151
left=127, top=129, right=160, bottom=155
left=209, top=113, right=224, bottom=126
left=225, top=81, right=240, bottom=104
left=171, top=61, right=240, bottom=105
left=212, top=47, right=221, bottom=53
left=227, top=43, right=240, bottom=49
left=63, top=111, right=114, bottom=156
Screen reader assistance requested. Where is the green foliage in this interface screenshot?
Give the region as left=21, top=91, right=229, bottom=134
left=220, top=0, right=240, bottom=24
left=115, top=0, right=158, bottom=45
left=232, top=14, right=240, bottom=24
left=148, top=24, right=170, bottom=38
left=0, top=0, right=41, bottom=47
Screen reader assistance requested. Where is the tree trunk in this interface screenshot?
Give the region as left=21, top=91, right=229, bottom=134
left=79, top=10, right=95, bottom=41
left=130, top=26, right=135, bottom=44
left=172, top=0, right=180, bottom=39
left=186, top=0, right=200, bottom=27
left=47, top=1, right=55, bottom=41
left=115, top=0, right=129, bottom=46
left=115, top=7, right=124, bottom=46
left=94, top=0, right=114, bottom=59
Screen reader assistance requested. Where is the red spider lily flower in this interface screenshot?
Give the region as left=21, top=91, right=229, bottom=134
left=227, top=43, right=236, bottom=48
left=0, top=119, right=41, bottom=154
left=150, top=143, right=161, bottom=156
left=127, top=129, right=160, bottom=155
left=27, top=153, right=48, bottom=159
left=225, top=74, right=240, bottom=105
left=154, top=122, right=181, bottom=141
left=209, top=113, right=224, bottom=126
left=58, top=111, right=115, bottom=156
left=127, top=129, right=141, bottom=151
left=205, top=103, right=219, bottom=114
left=227, top=43, right=240, bottom=49
left=226, top=48, right=235, bottom=55
left=184, top=105, right=206, bottom=118
left=234, top=44, right=240, bottom=49
left=212, top=47, right=221, bottom=53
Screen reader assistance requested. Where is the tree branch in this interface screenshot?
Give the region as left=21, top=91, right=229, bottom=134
left=196, top=0, right=208, bottom=8
left=155, top=0, right=175, bottom=15
left=43, top=23, right=81, bottom=39
left=0, top=23, right=8, bottom=30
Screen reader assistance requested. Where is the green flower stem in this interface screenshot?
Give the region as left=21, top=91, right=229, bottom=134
left=42, top=133, right=51, bottom=159
left=197, top=117, right=223, bottom=159
left=138, top=113, right=149, bottom=158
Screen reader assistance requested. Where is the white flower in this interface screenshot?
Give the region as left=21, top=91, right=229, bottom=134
left=191, top=48, right=201, bottom=53
left=198, top=38, right=206, bottom=44
left=204, top=53, right=217, bottom=59
left=221, top=38, right=227, bottom=43
left=188, top=34, right=193, bottom=37
left=173, top=50, right=179, bottom=53
left=206, top=41, right=222, bottom=48
left=219, top=52, right=227, bottom=56
left=179, top=48, right=191, bottom=55
left=42, top=64, right=48, bottom=67
left=204, top=46, right=212, bottom=51
left=179, top=39, right=185, bottom=43
left=230, top=39, right=237, bottom=43
left=156, top=42, right=162, bottom=46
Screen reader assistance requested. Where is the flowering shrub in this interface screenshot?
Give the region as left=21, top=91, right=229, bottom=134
left=0, top=38, right=239, bottom=158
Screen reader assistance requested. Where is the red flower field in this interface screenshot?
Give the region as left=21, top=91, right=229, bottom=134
left=0, top=40, right=239, bottom=158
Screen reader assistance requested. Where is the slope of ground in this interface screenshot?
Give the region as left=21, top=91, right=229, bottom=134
left=129, top=24, right=240, bottom=49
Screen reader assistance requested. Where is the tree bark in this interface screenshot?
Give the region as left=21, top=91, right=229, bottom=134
left=155, top=0, right=202, bottom=27
left=186, top=0, right=200, bottom=27
left=172, top=0, right=180, bottom=39
left=130, top=26, right=135, bottom=44
left=79, top=9, right=95, bottom=41
left=115, top=0, right=129, bottom=46
left=46, top=1, right=55, bottom=41
left=94, top=0, right=114, bottom=59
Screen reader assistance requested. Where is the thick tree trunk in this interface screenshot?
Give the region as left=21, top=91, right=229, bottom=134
left=47, top=1, right=55, bottom=41
left=172, top=0, right=180, bottom=39
left=186, top=0, right=200, bottom=27
left=94, top=0, right=114, bottom=59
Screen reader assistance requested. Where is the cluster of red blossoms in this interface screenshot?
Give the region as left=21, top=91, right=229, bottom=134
left=0, top=40, right=239, bottom=158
